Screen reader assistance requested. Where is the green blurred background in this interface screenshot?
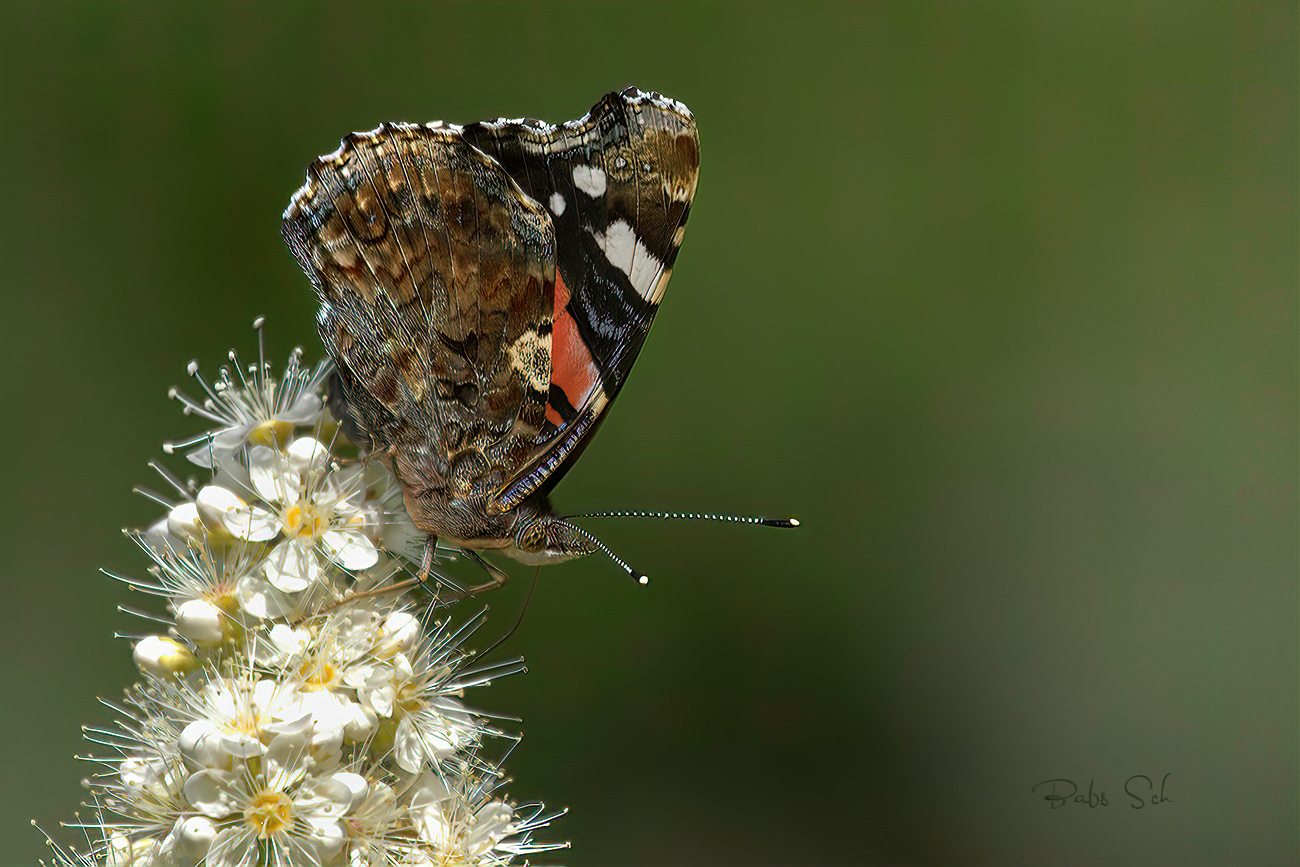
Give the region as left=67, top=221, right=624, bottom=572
left=1, top=2, right=1294, bottom=864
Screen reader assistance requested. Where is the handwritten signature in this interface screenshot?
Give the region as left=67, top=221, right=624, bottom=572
left=1032, top=773, right=1173, bottom=809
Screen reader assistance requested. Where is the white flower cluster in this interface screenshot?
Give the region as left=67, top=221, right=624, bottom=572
left=53, top=327, right=564, bottom=867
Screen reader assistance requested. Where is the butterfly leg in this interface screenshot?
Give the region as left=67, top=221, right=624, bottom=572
left=418, top=541, right=436, bottom=582
left=466, top=566, right=541, bottom=661
left=460, top=550, right=512, bottom=597
left=315, top=542, right=446, bottom=615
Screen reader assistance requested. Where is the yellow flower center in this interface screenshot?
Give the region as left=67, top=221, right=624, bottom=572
left=297, top=659, right=340, bottom=691
left=209, top=591, right=240, bottom=614
left=282, top=502, right=326, bottom=539
left=248, top=419, right=295, bottom=448
left=396, top=680, right=427, bottom=716
left=244, top=789, right=293, bottom=838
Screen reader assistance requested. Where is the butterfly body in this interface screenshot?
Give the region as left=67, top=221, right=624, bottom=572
left=282, top=89, right=700, bottom=568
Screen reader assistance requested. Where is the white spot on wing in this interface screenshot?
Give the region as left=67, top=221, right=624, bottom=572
left=571, top=164, right=607, bottom=197
left=593, top=220, right=635, bottom=277
left=628, top=245, right=664, bottom=302
left=548, top=191, right=566, bottom=216
left=591, top=220, right=664, bottom=301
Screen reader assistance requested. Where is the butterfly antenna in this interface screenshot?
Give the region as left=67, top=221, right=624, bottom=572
left=565, top=510, right=800, bottom=529
left=562, top=522, right=650, bottom=585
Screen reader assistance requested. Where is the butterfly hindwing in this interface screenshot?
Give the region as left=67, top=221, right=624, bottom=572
left=282, top=123, right=558, bottom=542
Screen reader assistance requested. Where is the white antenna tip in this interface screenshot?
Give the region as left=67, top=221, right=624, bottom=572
left=637, top=575, right=650, bottom=585
left=788, top=518, right=801, bottom=527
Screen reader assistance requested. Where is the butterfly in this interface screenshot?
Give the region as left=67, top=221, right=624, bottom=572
left=282, top=87, right=793, bottom=590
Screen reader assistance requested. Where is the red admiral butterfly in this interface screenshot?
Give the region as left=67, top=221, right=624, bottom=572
left=282, top=87, right=794, bottom=588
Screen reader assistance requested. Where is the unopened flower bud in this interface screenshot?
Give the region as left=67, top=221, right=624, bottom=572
left=133, top=636, right=197, bottom=678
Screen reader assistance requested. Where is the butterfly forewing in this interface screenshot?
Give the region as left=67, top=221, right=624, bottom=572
left=459, top=88, right=700, bottom=508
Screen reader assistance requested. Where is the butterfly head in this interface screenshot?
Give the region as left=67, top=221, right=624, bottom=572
left=505, top=497, right=648, bottom=583
left=505, top=506, right=595, bottom=566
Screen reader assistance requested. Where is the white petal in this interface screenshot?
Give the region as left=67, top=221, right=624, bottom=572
left=221, top=503, right=279, bottom=542
left=203, top=828, right=258, bottom=867
left=395, top=706, right=475, bottom=774
left=204, top=680, right=243, bottom=718
left=174, top=814, right=219, bottom=860
left=342, top=660, right=381, bottom=690
left=378, top=610, right=421, bottom=655
left=303, top=816, right=348, bottom=862
left=253, top=678, right=300, bottom=717
left=414, top=801, right=454, bottom=848
left=211, top=425, right=251, bottom=453
left=218, top=728, right=264, bottom=760
left=393, top=717, right=424, bottom=773
left=292, top=692, right=353, bottom=734
left=409, top=772, right=454, bottom=810
left=308, top=719, right=346, bottom=770
left=248, top=445, right=294, bottom=504
left=268, top=623, right=310, bottom=658
left=118, top=756, right=155, bottom=798
left=235, top=573, right=297, bottom=619
left=179, top=720, right=231, bottom=770
left=184, top=769, right=244, bottom=818
left=321, top=528, right=380, bottom=571
left=391, top=653, right=416, bottom=678
left=357, top=781, right=396, bottom=819
left=280, top=392, right=323, bottom=424
left=184, top=438, right=219, bottom=469
left=174, top=598, right=226, bottom=645
left=299, top=773, right=362, bottom=817
left=264, top=730, right=312, bottom=790
left=363, top=682, right=396, bottom=719
left=468, top=800, right=515, bottom=852
left=341, top=700, right=378, bottom=743
left=260, top=710, right=314, bottom=741
left=263, top=538, right=321, bottom=592
left=331, top=771, right=370, bottom=811
left=197, top=485, right=252, bottom=533
left=105, top=832, right=155, bottom=867
left=334, top=608, right=383, bottom=654
left=287, top=436, right=330, bottom=473
left=142, top=515, right=178, bottom=556
left=133, top=635, right=196, bottom=678
left=166, top=502, right=205, bottom=541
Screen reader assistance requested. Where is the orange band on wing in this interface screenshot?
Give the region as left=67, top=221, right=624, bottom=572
left=546, top=270, right=600, bottom=427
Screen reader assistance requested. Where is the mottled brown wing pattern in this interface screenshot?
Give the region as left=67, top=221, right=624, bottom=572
left=282, top=124, right=557, bottom=544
